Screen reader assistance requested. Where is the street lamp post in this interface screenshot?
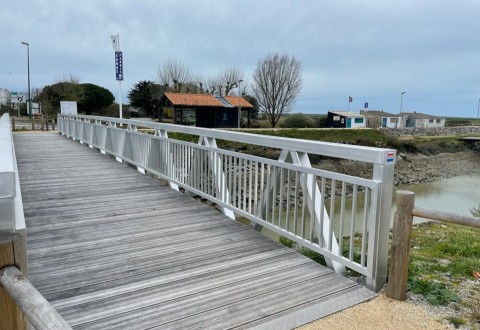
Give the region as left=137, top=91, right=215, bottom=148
left=400, top=91, right=406, bottom=113
left=21, top=42, right=31, bottom=118
left=477, top=98, right=480, bottom=126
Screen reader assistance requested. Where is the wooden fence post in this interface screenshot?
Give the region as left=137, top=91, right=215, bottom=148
left=11, top=117, right=15, bottom=131
left=387, top=190, right=415, bottom=300
left=0, top=234, right=26, bottom=330
left=45, top=114, right=49, bottom=131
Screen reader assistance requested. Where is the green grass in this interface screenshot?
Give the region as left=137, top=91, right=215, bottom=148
left=409, top=223, right=480, bottom=280
left=445, top=117, right=479, bottom=127
left=408, top=222, right=480, bottom=327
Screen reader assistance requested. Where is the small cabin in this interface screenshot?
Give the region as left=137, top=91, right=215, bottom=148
left=327, top=111, right=366, bottom=128
left=162, top=93, right=253, bottom=128
left=400, top=112, right=445, bottom=128
left=360, top=110, right=402, bottom=129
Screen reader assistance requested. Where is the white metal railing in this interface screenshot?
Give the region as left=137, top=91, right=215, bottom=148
left=0, top=113, right=25, bottom=235
left=58, top=114, right=396, bottom=292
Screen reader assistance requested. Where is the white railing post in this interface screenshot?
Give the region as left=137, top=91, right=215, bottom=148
left=367, top=160, right=395, bottom=291
left=0, top=113, right=28, bottom=272
left=197, top=136, right=235, bottom=220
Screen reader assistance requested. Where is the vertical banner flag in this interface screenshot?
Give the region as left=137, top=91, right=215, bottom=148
left=115, top=51, right=123, bottom=81
left=111, top=35, right=119, bottom=51
left=349, top=96, right=353, bottom=102
left=364, top=102, right=368, bottom=108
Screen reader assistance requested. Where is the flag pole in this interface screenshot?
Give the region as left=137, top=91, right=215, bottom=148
left=117, top=34, right=122, bottom=119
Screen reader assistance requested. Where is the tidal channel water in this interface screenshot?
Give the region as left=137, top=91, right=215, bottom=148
left=243, top=175, right=480, bottom=242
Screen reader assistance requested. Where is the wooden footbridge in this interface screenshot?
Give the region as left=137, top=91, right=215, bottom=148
left=0, top=114, right=396, bottom=329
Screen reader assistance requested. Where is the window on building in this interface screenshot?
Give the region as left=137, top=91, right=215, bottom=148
left=354, top=118, right=363, bottom=123
left=436, top=119, right=441, bottom=123
left=429, top=119, right=434, bottom=123
left=333, top=115, right=340, bottom=121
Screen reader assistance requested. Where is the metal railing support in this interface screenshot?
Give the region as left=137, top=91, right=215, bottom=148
left=57, top=114, right=397, bottom=291
left=367, top=162, right=395, bottom=291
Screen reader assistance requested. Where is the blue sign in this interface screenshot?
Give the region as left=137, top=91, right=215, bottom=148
left=115, top=51, right=123, bottom=81
left=364, top=102, right=368, bottom=108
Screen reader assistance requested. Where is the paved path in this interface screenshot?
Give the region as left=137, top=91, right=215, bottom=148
left=14, top=132, right=375, bottom=329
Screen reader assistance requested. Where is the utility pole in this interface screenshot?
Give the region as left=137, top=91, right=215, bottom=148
left=400, top=91, right=406, bottom=113
left=21, top=42, right=31, bottom=118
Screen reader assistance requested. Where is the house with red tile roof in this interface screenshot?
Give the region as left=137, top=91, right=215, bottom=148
left=162, top=93, right=253, bottom=128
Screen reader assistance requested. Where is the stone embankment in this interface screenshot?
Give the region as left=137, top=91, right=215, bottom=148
left=380, top=126, right=480, bottom=137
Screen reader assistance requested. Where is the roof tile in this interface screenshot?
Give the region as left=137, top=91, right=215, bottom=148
left=164, top=93, right=224, bottom=107
left=223, top=96, right=254, bottom=108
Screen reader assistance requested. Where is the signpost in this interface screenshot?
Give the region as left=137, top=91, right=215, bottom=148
left=11, top=92, right=26, bottom=117
left=111, top=34, right=123, bottom=119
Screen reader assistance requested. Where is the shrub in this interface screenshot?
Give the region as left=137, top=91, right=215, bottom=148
left=281, top=113, right=316, bottom=128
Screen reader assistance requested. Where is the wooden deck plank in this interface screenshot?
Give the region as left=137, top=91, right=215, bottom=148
left=14, top=132, right=375, bottom=329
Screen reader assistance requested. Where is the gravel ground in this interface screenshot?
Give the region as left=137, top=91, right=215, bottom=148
left=298, top=292, right=451, bottom=330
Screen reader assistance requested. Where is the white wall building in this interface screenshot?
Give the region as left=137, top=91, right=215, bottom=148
left=360, top=110, right=402, bottom=128
left=400, top=112, right=445, bottom=128
left=0, top=88, right=9, bottom=106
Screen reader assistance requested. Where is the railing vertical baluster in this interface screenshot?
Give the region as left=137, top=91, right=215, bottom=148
left=338, top=181, right=347, bottom=257
left=243, top=159, right=247, bottom=212
left=279, top=168, right=284, bottom=228
left=319, top=177, right=326, bottom=247
left=309, top=174, right=316, bottom=243
left=233, top=157, right=237, bottom=208
left=239, top=158, right=244, bottom=211
left=293, top=171, right=299, bottom=235
left=248, top=160, right=253, bottom=215
left=265, top=164, right=271, bottom=223
left=271, top=166, right=277, bottom=224
left=301, top=172, right=307, bottom=239
left=286, top=169, right=291, bottom=231
left=228, top=156, right=235, bottom=206
left=258, top=162, right=265, bottom=218
left=329, top=179, right=336, bottom=252
left=253, top=161, right=258, bottom=216
left=361, top=188, right=370, bottom=267
left=349, top=185, right=358, bottom=261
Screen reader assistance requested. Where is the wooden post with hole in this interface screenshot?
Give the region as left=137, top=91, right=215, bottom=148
left=0, top=233, right=26, bottom=330
left=387, top=190, right=415, bottom=300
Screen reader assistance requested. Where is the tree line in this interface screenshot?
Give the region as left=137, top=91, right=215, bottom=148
left=31, top=53, right=302, bottom=128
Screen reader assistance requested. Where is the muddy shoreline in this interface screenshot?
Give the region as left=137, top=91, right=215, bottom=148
left=315, top=149, right=480, bottom=186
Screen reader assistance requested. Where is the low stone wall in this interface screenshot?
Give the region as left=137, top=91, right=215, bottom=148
left=380, top=126, right=480, bottom=137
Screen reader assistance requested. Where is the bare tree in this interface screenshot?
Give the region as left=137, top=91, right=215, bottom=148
left=55, top=73, right=81, bottom=84
left=157, top=60, right=193, bottom=93
left=219, top=66, right=244, bottom=96
left=253, top=53, right=302, bottom=128
left=202, top=75, right=222, bottom=95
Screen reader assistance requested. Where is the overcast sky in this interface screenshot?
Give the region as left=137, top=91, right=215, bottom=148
left=2, top=0, right=480, bottom=117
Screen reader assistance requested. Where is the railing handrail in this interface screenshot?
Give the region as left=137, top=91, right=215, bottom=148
left=0, top=113, right=25, bottom=234
left=0, top=113, right=15, bottom=199
left=387, top=190, right=480, bottom=300
left=0, top=266, right=72, bottom=330
left=58, top=114, right=396, bottom=165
